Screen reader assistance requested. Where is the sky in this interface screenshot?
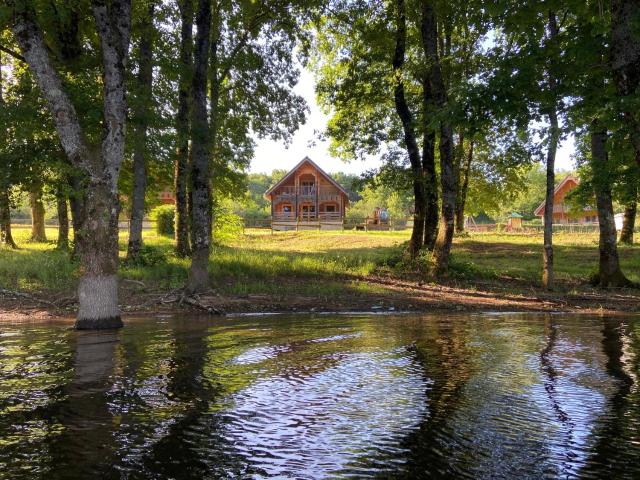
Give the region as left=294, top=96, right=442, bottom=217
left=250, top=67, right=577, bottom=176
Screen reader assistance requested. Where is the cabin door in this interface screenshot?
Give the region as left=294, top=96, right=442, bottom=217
left=300, top=204, right=316, bottom=221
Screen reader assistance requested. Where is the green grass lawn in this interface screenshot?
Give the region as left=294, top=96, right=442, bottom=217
left=1, top=225, right=638, bottom=297
left=453, top=232, right=640, bottom=285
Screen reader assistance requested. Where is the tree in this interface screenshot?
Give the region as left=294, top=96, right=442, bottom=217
left=185, top=0, right=308, bottom=293
left=174, top=0, right=193, bottom=258
left=127, top=1, right=156, bottom=261
left=611, top=0, right=640, bottom=172
left=10, top=0, right=132, bottom=328
left=0, top=51, right=17, bottom=249
left=185, top=0, right=212, bottom=293
left=420, top=0, right=456, bottom=276
left=590, top=121, right=632, bottom=287
left=610, top=0, right=640, bottom=245
left=541, top=11, right=561, bottom=290
left=392, top=0, right=431, bottom=255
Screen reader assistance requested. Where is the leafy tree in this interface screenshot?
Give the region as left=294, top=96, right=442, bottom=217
left=185, top=0, right=309, bottom=293
left=7, top=0, right=133, bottom=328
left=126, top=1, right=156, bottom=261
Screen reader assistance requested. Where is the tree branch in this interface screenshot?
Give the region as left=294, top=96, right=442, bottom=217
left=0, top=44, right=25, bottom=63
left=11, top=3, right=90, bottom=171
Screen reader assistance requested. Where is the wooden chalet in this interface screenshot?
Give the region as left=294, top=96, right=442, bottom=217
left=264, top=157, right=350, bottom=231
left=534, top=175, right=598, bottom=224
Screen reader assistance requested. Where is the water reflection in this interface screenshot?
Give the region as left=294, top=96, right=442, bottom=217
left=0, top=313, right=639, bottom=479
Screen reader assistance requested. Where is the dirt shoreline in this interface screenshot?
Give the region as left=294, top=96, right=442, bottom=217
left=1, top=275, right=638, bottom=322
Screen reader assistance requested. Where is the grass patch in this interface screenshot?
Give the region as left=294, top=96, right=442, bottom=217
left=1, top=226, right=638, bottom=297
left=454, top=232, right=640, bottom=284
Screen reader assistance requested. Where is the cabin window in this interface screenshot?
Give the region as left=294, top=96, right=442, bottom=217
left=325, top=205, right=336, bottom=212
left=301, top=205, right=315, bottom=213
left=282, top=205, right=292, bottom=213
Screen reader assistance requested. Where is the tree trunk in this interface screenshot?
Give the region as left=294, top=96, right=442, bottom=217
left=56, top=186, right=69, bottom=250
left=392, top=0, right=426, bottom=258
left=0, top=53, right=15, bottom=250
left=67, top=171, right=85, bottom=257
left=611, top=0, right=640, bottom=172
left=422, top=79, right=438, bottom=250
left=542, top=109, right=559, bottom=290
left=433, top=124, right=456, bottom=275
left=619, top=200, right=636, bottom=245
left=455, top=139, right=473, bottom=233
left=12, top=0, right=131, bottom=328
left=590, top=121, right=632, bottom=287
left=127, top=4, right=155, bottom=261
left=29, top=183, right=48, bottom=242
left=186, top=0, right=212, bottom=294
left=542, top=11, right=561, bottom=291
left=174, top=0, right=193, bottom=258
left=0, top=190, right=17, bottom=249
left=421, top=0, right=455, bottom=275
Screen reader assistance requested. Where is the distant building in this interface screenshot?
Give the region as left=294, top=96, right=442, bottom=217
left=534, top=175, right=598, bottom=224
left=264, top=156, right=350, bottom=231
left=158, top=188, right=174, bottom=205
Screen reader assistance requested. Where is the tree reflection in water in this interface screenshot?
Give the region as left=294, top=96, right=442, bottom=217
left=1, top=314, right=640, bottom=479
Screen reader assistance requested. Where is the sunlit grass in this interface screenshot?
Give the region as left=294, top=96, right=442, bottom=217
left=454, top=231, right=640, bottom=284
left=1, top=225, right=638, bottom=295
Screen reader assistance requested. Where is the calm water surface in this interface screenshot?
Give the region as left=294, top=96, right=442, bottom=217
left=1, top=313, right=639, bottom=479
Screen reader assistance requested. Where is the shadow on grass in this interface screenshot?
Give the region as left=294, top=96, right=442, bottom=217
left=455, top=240, right=640, bottom=284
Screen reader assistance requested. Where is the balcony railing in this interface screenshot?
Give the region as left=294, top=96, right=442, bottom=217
left=272, top=186, right=341, bottom=200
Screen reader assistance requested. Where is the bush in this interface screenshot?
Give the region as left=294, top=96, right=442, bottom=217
left=150, top=205, right=175, bottom=236
left=214, top=209, right=244, bottom=243
left=123, top=244, right=167, bottom=267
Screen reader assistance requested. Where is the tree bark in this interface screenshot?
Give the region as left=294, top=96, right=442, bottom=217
left=12, top=0, right=132, bottom=328
left=0, top=190, right=17, bottom=249
left=542, top=11, right=560, bottom=291
left=0, top=52, right=16, bottom=250
left=186, top=0, right=212, bottom=294
left=619, top=200, right=636, bottom=244
left=542, top=109, right=559, bottom=290
left=422, top=79, right=438, bottom=250
left=455, top=138, right=473, bottom=233
left=174, top=0, right=193, bottom=258
left=29, top=183, right=47, bottom=242
left=590, top=121, right=632, bottom=287
left=393, top=0, right=426, bottom=258
left=56, top=186, right=69, bottom=250
left=611, top=0, right=640, bottom=172
left=127, top=3, right=155, bottom=261
left=421, top=0, right=455, bottom=276
left=67, top=170, right=85, bottom=257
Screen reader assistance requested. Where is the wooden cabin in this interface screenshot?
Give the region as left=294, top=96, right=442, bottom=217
left=264, top=157, right=350, bottom=231
left=534, top=175, right=598, bottom=224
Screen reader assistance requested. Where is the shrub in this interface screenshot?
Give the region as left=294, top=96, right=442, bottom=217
left=214, top=209, right=244, bottom=243
left=123, top=244, right=167, bottom=267
left=151, top=205, right=175, bottom=236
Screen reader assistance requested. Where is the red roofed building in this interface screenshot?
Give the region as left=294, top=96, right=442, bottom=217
left=534, top=175, right=598, bottom=224
left=264, top=157, right=350, bottom=230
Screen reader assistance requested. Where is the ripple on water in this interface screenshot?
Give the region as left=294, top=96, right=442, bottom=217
left=219, top=350, right=428, bottom=479
left=1, top=314, right=640, bottom=479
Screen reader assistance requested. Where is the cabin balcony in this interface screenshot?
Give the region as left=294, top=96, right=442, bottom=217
left=272, top=186, right=342, bottom=203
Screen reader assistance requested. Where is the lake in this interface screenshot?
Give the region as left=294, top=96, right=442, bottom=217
left=1, top=313, right=639, bottom=479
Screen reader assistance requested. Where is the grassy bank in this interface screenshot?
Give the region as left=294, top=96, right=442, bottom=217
left=1, top=226, right=638, bottom=301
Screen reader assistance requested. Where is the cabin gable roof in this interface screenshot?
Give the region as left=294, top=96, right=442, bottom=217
left=264, top=156, right=349, bottom=199
left=534, top=175, right=579, bottom=217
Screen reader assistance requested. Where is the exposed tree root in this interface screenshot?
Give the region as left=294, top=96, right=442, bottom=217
left=160, top=290, right=223, bottom=315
